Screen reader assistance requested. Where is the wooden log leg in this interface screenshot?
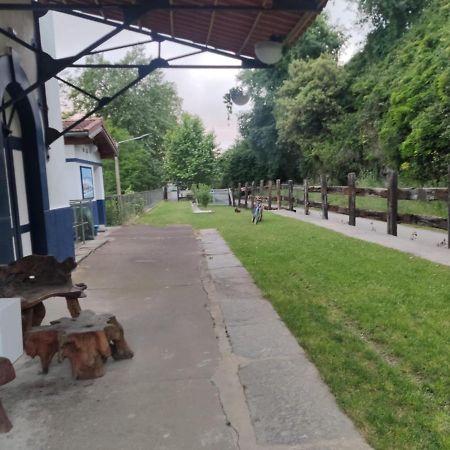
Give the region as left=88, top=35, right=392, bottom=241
left=0, top=399, right=12, bottom=433
left=105, top=316, right=134, bottom=360
left=60, top=332, right=111, bottom=380
left=24, top=330, right=59, bottom=374
left=66, top=298, right=82, bottom=318
left=31, top=303, right=46, bottom=327
left=21, top=309, right=34, bottom=338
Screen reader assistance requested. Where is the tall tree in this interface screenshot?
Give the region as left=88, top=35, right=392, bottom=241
left=275, top=54, right=348, bottom=179
left=164, top=113, right=217, bottom=187
left=66, top=47, right=181, bottom=190
left=233, top=16, right=344, bottom=181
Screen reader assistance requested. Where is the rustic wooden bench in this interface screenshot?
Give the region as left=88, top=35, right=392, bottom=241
left=0, top=357, right=15, bottom=433
left=24, top=310, right=134, bottom=379
left=0, top=255, right=87, bottom=336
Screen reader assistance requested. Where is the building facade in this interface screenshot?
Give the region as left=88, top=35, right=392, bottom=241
left=1, top=9, right=81, bottom=264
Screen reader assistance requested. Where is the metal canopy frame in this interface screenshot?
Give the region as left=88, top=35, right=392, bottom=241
left=0, top=1, right=320, bottom=145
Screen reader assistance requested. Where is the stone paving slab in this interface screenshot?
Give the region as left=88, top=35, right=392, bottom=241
left=198, top=229, right=372, bottom=450
left=218, top=297, right=277, bottom=325
left=240, top=359, right=368, bottom=448
left=227, top=321, right=303, bottom=359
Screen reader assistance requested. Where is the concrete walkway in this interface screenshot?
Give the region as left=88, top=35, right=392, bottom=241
left=273, top=208, right=450, bottom=267
left=1, top=225, right=370, bottom=449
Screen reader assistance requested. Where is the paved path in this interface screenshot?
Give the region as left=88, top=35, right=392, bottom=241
left=199, top=229, right=371, bottom=450
left=273, top=208, right=450, bottom=267
left=2, top=226, right=236, bottom=450
left=1, top=225, right=371, bottom=449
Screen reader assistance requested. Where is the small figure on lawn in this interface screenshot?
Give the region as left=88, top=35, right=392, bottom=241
left=252, top=196, right=263, bottom=224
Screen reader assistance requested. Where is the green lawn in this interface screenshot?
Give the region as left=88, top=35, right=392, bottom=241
left=308, top=192, right=447, bottom=218
left=139, top=202, right=450, bottom=450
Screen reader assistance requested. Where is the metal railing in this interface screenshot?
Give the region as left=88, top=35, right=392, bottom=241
left=70, top=199, right=95, bottom=244
left=105, top=189, right=163, bottom=225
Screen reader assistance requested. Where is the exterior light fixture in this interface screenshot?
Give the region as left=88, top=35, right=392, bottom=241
left=254, top=40, right=283, bottom=65
left=230, top=87, right=249, bottom=106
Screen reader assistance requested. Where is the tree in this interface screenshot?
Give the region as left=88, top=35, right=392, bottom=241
left=219, top=140, right=264, bottom=186
left=66, top=47, right=181, bottom=189
left=233, top=16, right=344, bottom=181
left=275, top=54, right=349, bottom=179
left=101, top=123, right=164, bottom=194
left=164, top=113, right=217, bottom=187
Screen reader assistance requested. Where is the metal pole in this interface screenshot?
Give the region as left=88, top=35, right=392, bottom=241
left=114, top=156, right=122, bottom=196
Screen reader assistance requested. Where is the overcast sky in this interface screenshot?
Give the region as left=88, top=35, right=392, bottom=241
left=52, top=0, right=367, bottom=151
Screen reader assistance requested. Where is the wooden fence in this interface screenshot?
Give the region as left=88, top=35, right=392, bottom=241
left=230, top=166, right=450, bottom=249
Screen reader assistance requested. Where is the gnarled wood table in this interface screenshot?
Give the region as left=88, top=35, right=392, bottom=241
left=0, top=255, right=87, bottom=336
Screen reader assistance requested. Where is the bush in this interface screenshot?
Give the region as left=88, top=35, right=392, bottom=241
left=195, top=184, right=212, bottom=208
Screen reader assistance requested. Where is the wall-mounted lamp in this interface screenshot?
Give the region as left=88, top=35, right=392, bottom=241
left=254, top=40, right=283, bottom=65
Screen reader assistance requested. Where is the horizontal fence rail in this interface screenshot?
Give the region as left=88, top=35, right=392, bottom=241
left=106, top=189, right=163, bottom=225
left=230, top=165, right=450, bottom=249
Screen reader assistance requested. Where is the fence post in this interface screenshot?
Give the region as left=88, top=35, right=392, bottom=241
left=304, top=179, right=309, bottom=215
left=288, top=180, right=294, bottom=211
left=447, top=164, right=450, bottom=249
left=228, top=186, right=233, bottom=206
left=251, top=181, right=255, bottom=209
left=348, top=172, right=356, bottom=226
left=259, top=179, right=264, bottom=196
left=268, top=180, right=273, bottom=209
left=320, top=174, right=328, bottom=219
left=387, top=169, right=398, bottom=236
left=276, top=179, right=281, bottom=209
left=244, top=182, right=249, bottom=208
left=237, top=182, right=241, bottom=208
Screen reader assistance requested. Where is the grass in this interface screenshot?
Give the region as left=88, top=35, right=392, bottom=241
left=308, top=192, right=448, bottom=218
left=139, top=202, right=450, bottom=450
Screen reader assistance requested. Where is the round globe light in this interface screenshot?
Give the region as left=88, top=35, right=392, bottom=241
left=254, top=40, right=283, bottom=65
left=230, top=89, right=249, bottom=106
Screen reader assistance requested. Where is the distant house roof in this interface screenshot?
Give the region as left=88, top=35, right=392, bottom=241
left=63, top=115, right=118, bottom=159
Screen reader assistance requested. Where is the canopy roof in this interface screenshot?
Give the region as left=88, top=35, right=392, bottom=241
left=36, top=0, right=328, bottom=59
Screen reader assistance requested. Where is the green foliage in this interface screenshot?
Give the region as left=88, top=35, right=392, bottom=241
left=231, top=16, right=344, bottom=182
left=227, top=0, right=449, bottom=186
left=219, top=140, right=264, bottom=186
left=67, top=47, right=181, bottom=191
left=101, top=122, right=163, bottom=194
left=195, top=184, right=212, bottom=208
left=164, top=113, right=217, bottom=187
left=275, top=54, right=348, bottom=178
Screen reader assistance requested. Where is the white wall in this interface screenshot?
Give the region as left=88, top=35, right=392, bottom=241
left=39, top=12, right=72, bottom=211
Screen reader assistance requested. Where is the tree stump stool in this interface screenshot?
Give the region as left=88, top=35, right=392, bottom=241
left=24, top=310, right=133, bottom=380
left=0, top=357, right=16, bottom=433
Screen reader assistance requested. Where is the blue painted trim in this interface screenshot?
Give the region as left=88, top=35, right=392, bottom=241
left=96, top=199, right=106, bottom=225
left=8, top=136, right=22, bottom=150
left=20, top=223, right=31, bottom=233
left=45, top=207, right=75, bottom=261
left=0, top=133, right=15, bottom=264
left=66, top=158, right=103, bottom=167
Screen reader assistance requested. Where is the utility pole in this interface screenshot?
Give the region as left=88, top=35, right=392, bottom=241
left=115, top=133, right=151, bottom=196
